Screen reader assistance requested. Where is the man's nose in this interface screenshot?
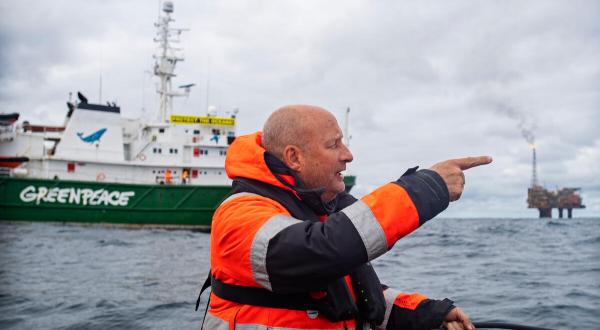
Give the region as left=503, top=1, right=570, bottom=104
left=340, top=143, right=353, bottom=163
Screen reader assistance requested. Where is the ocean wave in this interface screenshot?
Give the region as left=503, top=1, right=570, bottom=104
left=0, top=317, right=25, bottom=329
left=2, top=218, right=599, bottom=329
left=61, top=311, right=150, bottom=330
left=546, top=220, right=570, bottom=227
left=96, top=239, right=133, bottom=247
left=145, top=301, right=188, bottom=313
left=577, top=235, right=600, bottom=245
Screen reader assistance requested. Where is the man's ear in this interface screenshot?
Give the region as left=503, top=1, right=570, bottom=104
left=282, top=145, right=303, bottom=172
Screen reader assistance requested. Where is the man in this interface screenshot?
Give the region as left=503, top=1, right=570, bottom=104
left=204, top=105, right=492, bottom=329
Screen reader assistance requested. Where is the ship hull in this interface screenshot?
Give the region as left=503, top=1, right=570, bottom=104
left=1, top=176, right=356, bottom=229
left=0, top=177, right=231, bottom=230
left=343, top=175, right=356, bottom=193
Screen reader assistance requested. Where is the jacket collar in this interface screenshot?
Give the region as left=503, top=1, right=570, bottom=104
left=264, top=152, right=338, bottom=215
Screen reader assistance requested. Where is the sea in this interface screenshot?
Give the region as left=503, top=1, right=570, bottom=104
left=0, top=217, right=599, bottom=330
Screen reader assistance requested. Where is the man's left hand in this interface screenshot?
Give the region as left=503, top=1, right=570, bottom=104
left=442, top=307, right=475, bottom=330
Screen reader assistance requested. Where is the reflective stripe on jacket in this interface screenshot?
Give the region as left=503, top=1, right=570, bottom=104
left=207, top=132, right=453, bottom=329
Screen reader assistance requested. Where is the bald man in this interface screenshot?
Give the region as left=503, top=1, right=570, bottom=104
left=203, top=105, right=491, bottom=330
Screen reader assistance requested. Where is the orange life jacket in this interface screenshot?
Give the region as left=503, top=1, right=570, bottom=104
left=205, top=132, right=453, bottom=330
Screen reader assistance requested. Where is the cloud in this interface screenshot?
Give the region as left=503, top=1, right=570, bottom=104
left=1, top=0, right=599, bottom=217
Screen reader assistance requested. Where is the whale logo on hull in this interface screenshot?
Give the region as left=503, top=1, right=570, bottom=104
left=77, top=128, right=107, bottom=144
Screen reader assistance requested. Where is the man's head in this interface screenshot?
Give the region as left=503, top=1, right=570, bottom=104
left=262, top=105, right=353, bottom=202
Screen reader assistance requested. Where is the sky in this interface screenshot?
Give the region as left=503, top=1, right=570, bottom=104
left=1, top=0, right=598, bottom=218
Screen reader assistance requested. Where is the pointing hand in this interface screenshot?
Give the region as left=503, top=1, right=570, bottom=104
left=430, top=156, right=492, bottom=202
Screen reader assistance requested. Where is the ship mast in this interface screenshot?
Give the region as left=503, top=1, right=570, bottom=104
left=153, top=1, right=191, bottom=123
left=343, top=107, right=351, bottom=147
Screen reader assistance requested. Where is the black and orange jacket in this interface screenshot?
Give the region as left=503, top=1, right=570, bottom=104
left=206, top=132, right=454, bottom=330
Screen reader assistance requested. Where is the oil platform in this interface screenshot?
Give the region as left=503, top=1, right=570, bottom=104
left=527, top=146, right=585, bottom=218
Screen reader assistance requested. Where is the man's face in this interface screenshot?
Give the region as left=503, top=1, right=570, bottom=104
left=298, top=115, right=353, bottom=202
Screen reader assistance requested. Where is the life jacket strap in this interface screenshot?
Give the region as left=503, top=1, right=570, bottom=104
left=210, top=275, right=320, bottom=310
left=196, top=272, right=213, bottom=330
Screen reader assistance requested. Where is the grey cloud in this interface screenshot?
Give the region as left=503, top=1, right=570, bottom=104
left=1, top=0, right=599, bottom=217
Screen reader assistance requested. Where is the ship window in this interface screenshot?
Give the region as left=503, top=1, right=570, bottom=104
left=158, top=148, right=162, bottom=153
left=174, top=149, right=178, bottom=154
left=193, top=129, right=200, bottom=135
left=212, top=129, right=220, bottom=135
left=228, top=131, right=235, bottom=137
left=159, top=128, right=165, bottom=133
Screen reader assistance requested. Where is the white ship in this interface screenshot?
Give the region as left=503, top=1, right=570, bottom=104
left=0, top=1, right=235, bottom=229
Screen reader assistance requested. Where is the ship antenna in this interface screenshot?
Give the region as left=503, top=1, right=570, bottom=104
left=98, top=73, right=103, bottom=104
left=205, top=57, right=211, bottom=113
left=343, top=107, right=352, bottom=147
left=153, top=0, right=190, bottom=123
left=98, top=46, right=104, bottom=104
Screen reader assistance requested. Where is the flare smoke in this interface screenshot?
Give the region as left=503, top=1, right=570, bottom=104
left=490, top=99, right=536, bottom=145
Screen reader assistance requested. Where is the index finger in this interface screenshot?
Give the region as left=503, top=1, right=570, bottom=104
left=454, top=156, right=493, bottom=171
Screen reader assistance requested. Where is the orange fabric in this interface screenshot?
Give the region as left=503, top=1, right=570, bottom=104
left=345, top=275, right=357, bottom=300
left=225, top=132, right=293, bottom=193
left=361, top=183, right=420, bottom=247
left=165, top=169, right=171, bottom=184
left=393, top=292, right=428, bottom=310
left=211, top=194, right=290, bottom=287
left=278, top=174, right=295, bottom=186
left=210, top=191, right=359, bottom=328
left=210, top=131, right=427, bottom=328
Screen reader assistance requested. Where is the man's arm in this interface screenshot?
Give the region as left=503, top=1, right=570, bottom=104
left=377, top=288, right=454, bottom=330
left=211, top=168, right=451, bottom=293
left=376, top=287, right=475, bottom=330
